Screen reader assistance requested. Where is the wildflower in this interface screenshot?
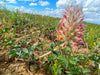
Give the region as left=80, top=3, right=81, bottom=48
left=56, top=5, right=86, bottom=49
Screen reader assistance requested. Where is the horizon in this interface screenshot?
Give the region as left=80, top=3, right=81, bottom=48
left=0, top=0, right=100, bottom=24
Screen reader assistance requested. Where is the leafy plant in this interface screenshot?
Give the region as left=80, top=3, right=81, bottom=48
left=8, top=43, right=42, bottom=69
left=86, top=29, right=95, bottom=49
left=45, top=5, right=99, bottom=75
left=8, top=43, right=42, bottom=60
left=0, top=4, right=100, bottom=75
left=0, top=27, right=10, bottom=34
left=47, top=46, right=92, bottom=75
left=4, top=39, right=16, bottom=47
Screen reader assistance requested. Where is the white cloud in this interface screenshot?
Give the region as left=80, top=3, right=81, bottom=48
left=0, top=1, right=5, bottom=4
left=39, top=1, right=50, bottom=6
left=20, top=6, right=24, bottom=9
left=19, top=0, right=37, bottom=1
left=96, top=13, right=100, bottom=16
left=84, top=0, right=93, bottom=7
left=76, top=0, right=84, bottom=5
left=7, top=0, right=16, bottom=3
left=13, top=6, right=34, bottom=13
left=84, top=18, right=94, bottom=21
left=29, top=3, right=37, bottom=6
left=32, top=9, right=64, bottom=17
left=82, top=0, right=100, bottom=12
left=56, top=0, right=100, bottom=24
left=83, top=0, right=100, bottom=23
left=45, top=8, right=53, bottom=10
left=56, top=0, right=77, bottom=9
left=93, top=0, right=100, bottom=7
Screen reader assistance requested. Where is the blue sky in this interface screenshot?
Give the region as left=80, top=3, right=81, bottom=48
left=0, top=0, right=100, bottom=24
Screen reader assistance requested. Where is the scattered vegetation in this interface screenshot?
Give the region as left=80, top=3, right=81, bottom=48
left=0, top=5, right=100, bottom=75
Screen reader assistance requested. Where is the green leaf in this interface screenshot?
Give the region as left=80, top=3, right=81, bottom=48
left=74, top=56, right=80, bottom=62
left=50, top=43, right=54, bottom=49
left=4, top=39, right=16, bottom=46
left=0, top=30, right=3, bottom=34
left=20, top=47, right=24, bottom=51
left=83, top=55, right=88, bottom=59
left=47, top=47, right=52, bottom=51
left=57, top=56, right=66, bottom=64
left=69, top=66, right=82, bottom=74
left=8, top=50, right=16, bottom=55
left=14, top=44, right=21, bottom=48
left=83, top=69, right=91, bottom=74
left=21, top=53, right=28, bottom=59
left=23, top=49, right=28, bottom=53
left=63, top=47, right=71, bottom=53
left=52, top=51, right=59, bottom=55
left=0, top=40, right=3, bottom=44
left=16, top=50, right=22, bottom=56
left=32, top=54, right=34, bottom=60
left=55, top=41, right=60, bottom=47
left=3, top=28, right=10, bottom=33
left=36, top=47, right=42, bottom=51
left=9, top=53, right=16, bottom=58
left=94, top=61, right=98, bottom=67
left=29, top=51, right=32, bottom=55
left=28, top=46, right=35, bottom=51
left=48, top=56, right=54, bottom=62
left=69, top=59, right=77, bottom=65
left=36, top=43, right=43, bottom=47
left=4, top=43, right=12, bottom=46
left=22, top=41, right=26, bottom=44
left=43, top=63, right=48, bottom=67
left=4, top=39, right=8, bottom=42
left=10, top=39, right=16, bottom=43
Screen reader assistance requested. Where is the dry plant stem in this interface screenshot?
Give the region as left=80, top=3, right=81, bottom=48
left=36, top=51, right=52, bottom=60
left=35, top=43, right=64, bottom=60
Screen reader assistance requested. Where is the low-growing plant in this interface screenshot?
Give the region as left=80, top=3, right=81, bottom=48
left=0, top=38, right=8, bottom=44
left=4, top=39, right=16, bottom=47
left=8, top=43, right=42, bottom=69
left=0, top=27, right=10, bottom=34
left=46, top=46, right=92, bottom=75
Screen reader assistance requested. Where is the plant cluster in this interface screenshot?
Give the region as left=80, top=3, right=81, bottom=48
left=45, top=5, right=100, bottom=75
left=0, top=4, right=100, bottom=75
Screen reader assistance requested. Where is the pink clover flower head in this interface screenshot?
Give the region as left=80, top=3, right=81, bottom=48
left=56, top=5, right=86, bottom=49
